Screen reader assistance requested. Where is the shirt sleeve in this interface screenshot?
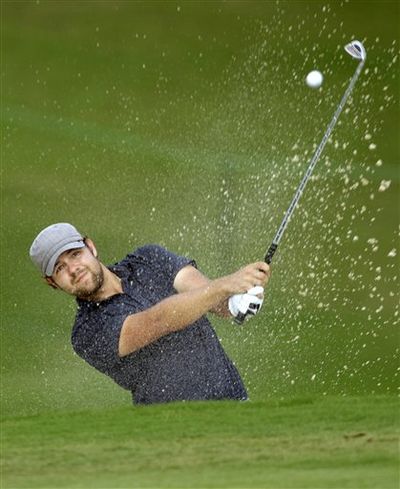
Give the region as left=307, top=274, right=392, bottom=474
left=72, top=306, right=127, bottom=373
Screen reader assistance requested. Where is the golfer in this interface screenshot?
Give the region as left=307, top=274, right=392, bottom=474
left=30, top=223, right=270, bottom=405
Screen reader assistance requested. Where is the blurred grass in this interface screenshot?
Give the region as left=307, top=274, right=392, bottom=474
left=2, top=395, right=399, bottom=489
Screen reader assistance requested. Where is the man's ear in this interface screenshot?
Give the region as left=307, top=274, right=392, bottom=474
left=44, top=276, right=59, bottom=290
left=84, top=238, right=98, bottom=258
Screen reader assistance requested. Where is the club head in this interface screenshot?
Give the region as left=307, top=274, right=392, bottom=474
left=344, top=40, right=366, bottom=61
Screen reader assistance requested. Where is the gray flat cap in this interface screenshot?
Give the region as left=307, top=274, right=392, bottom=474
left=30, top=223, right=85, bottom=276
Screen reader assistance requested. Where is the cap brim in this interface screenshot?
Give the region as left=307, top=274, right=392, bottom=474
left=45, top=241, right=85, bottom=277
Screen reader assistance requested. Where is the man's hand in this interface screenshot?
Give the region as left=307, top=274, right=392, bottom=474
left=174, top=262, right=271, bottom=320
left=218, top=262, right=271, bottom=295
left=222, top=262, right=270, bottom=323
left=228, top=286, right=264, bottom=323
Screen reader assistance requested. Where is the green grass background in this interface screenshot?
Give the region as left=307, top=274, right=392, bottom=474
left=1, top=1, right=399, bottom=488
left=2, top=396, right=398, bottom=489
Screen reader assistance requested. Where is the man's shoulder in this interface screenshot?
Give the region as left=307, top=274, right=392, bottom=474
left=114, top=243, right=159, bottom=261
left=111, top=243, right=194, bottom=294
left=115, top=244, right=172, bottom=268
left=130, top=244, right=169, bottom=259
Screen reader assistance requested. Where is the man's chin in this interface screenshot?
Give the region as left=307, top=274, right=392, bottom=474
left=75, top=277, right=104, bottom=300
left=75, top=289, right=95, bottom=300
left=74, top=284, right=101, bottom=300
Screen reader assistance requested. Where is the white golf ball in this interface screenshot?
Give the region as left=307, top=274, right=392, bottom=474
left=306, top=70, right=323, bottom=88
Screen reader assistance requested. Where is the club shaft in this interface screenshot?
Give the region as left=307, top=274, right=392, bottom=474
left=265, top=58, right=365, bottom=264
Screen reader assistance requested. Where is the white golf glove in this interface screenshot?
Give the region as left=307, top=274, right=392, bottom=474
left=228, top=286, right=264, bottom=324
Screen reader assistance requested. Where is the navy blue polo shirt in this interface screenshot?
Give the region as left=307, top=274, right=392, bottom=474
left=71, top=245, right=247, bottom=405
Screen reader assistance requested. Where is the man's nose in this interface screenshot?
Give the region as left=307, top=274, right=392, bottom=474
left=68, top=260, right=81, bottom=276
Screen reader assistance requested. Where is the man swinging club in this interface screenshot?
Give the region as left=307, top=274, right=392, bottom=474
left=30, top=223, right=270, bottom=405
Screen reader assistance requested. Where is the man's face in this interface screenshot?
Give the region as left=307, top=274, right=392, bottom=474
left=50, top=245, right=104, bottom=299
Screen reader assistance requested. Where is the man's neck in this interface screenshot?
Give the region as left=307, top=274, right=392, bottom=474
left=87, top=265, right=123, bottom=302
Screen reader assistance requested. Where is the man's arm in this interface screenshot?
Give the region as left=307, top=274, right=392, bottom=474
left=173, top=265, right=231, bottom=317
left=118, top=262, right=270, bottom=357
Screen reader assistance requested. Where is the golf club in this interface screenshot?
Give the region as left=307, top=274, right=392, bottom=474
left=264, top=40, right=366, bottom=264
left=236, top=40, right=366, bottom=324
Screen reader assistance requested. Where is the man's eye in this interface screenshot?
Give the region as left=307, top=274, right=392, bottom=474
left=56, top=264, right=65, bottom=274
left=72, top=251, right=81, bottom=257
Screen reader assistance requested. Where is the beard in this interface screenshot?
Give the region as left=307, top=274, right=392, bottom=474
left=72, top=264, right=105, bottom=300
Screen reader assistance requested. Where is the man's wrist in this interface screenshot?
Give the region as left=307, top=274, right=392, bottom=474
left=210, top=277, right=232, bottom=299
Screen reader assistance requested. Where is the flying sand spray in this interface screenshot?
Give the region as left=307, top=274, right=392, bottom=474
left=235, top=40, right=367, bottom=324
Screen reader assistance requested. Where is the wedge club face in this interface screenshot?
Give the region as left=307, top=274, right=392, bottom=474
left=345, top=40, right=366, bottom=61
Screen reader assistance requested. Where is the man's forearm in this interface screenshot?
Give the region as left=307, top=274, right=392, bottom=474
left=119, top=279, right=229, bottom=356
left=173, top=265, right=231, bottom=319
left=209, top=299, right=231, bottom=318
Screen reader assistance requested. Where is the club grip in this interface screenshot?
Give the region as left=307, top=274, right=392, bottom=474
left=265, top=242, right=278, bottom=264
left=234, top=244, right=277, bottom=324
left=234, top=312, right=247, bottom=325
